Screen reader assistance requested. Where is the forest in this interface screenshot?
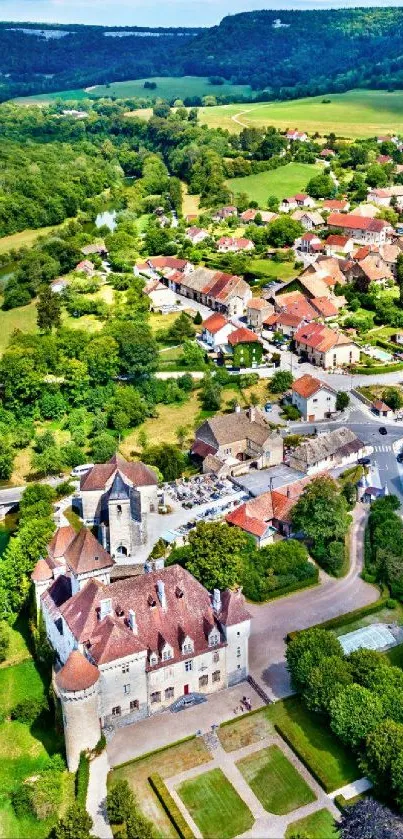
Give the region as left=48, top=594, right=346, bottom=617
left=3, top=8, right=403, bottom=102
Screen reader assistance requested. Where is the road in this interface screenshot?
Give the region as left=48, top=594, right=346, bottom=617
left=248, top=504, right=378, bottom=699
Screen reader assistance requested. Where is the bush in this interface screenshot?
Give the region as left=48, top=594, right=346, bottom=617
left=11, top=784, right=33, bottom=817
left=75, top=752, right=90, bottom=808
left=282, top=404, right=301, bottom=421
left=149, top=774, right=193, bottom=839
left=93, top=733, right=106, bottom=756
left=386, top=598, right=398, bottom=609
left=11, top=696, right=48, bottom=723
left=325, top=541, right=346, bottom=576
left=0, top=622, right=9, bottom=663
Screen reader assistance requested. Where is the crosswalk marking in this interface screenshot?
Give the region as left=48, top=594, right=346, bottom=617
left=372, top=445, right=392, bottom=452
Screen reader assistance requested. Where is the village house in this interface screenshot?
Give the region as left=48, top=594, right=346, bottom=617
left=286, top=129, right=308, bottom=142
left=192, top=407, right=283, bottom=476
left=217, top=236, right=255, bottom=253
left=372, top=399, right=394, bottom=419
left=143, top=279, right=177, bottom=310
left=291, top=209, right=325, bottom=229
left=289, top=427, right=367, bottom=474
left=327, top=212, right=394, bottom=244
left=291, top=374, right=337, bottom=421
left=247, top=298, right=274, bottom=332
left=200, top=313, right=235, bottom=350
left=280, top=194, right=316, bottom=212
left=81, top=242, right=107, bottom=257
left=367, top=186, right=403, bottom=209
left=186, top=227, right=209, bottom=245
left=263, top=311, right=307, bottom=338
left=225, top=475, right=318, bottom=547
left=240, top=209, right=278, bottom=224
left=75, top=259, right=95, bottom=277
left=354, top=203, right=380, bottom=219
left=295, top=232, right=322, bottom=253
left=320, top=148, right=336, bottom=159
left=342, top=248, right=393, bottom=288
left=227, top=327, right=263, bottom=368
left=324, top=235, right=354, bottom=257
left=51, top=277, right=70, bottom=294
left=212, top=206, right=238, bottom=222
left=33, top=555, right=250, bottom=771
left=322, top=199, right=350, bottom=213
left=294, top=322, right=360, bottom=369
left=271, top=290, right=317, bottom=322
left=78, top=455, right=159, bottom=560
left=161, top=266, right=252, bottom=317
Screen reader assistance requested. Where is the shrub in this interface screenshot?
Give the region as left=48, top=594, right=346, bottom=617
left=11, top=696, right=48, bottom=723
left=0, top=622, right=9, bottom=663
left=149, top=774, right=193, bottom=839
left=386, top=598, right=398, bottom=609
left=93, top=733, right=107, bottom=756
left=325, top=540, right=346, bottom=576
left=11, top=784, right=33, bottom=817
left=75, top=752, right=90, bottom=808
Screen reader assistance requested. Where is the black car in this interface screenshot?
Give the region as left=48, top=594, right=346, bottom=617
left=397, top=452, right=403, bottom=464
left=379, top=427, right=388, bottom=435
left=358, top=456, right=371, bottom=466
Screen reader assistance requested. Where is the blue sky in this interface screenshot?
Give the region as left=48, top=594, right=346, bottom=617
left=1, top=0, right=403, bottom=28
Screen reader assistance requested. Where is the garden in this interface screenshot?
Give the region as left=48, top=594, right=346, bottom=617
left=236, top=744, right=316, bottom=815
left=178, top=768, right=254, bottom=839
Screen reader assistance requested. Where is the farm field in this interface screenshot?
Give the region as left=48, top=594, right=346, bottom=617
left=199, top=89, right=403, bottom=138
left=178, top=767, right=254, bottom=839
left=226, top=163, right=321, bottom=203
left=16, top=76, right=256, bottom=104
left=236, top=744, right=316, bottom=814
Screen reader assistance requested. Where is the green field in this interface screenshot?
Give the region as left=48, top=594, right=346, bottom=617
left=16, top=76, right=255, bottom=105
left=226, top=162, right=321, bottom=203
left=236, top=745, right=316, bottom=815
left=200, top=89, right=403, bottom=138
left=285, top=808, right=339, bottom=839
left=178, top=768, right=254, bottom=839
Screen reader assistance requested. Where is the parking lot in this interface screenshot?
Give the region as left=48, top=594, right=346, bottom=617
left=232, top=464, right=305, bottom=497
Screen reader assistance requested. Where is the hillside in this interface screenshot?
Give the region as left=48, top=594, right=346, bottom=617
left=3, top=8, right=403, bottom=102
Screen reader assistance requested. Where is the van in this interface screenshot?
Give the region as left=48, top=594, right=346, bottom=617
left=71, top=463, right=94, bottom=478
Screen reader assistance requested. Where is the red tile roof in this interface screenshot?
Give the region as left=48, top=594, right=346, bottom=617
left=81, top=455, right=158, bottom=492
left=55, top=650, right=99, bottom=692
left=226, top=474, right=321, bottom=536
left=247, top=298, right=270, bottom=310
left=294, top=322, right=351, bottom=353
left=48, top=525, right=76, bottom=559
left=31, top=558, right=53, bottom=583
left=373, top=399, right=392, bottom=412
left=147, top=256, right=189, bottom=272
left=310, top=297, right=338, bottom=318
left=323, top=199, right=349, bottom=211
left=292, top=373, right=333, bottom=398
left=327, top=213, right=392, bottom=233
left=64, top=528, right=114, bottom=575
left=191, top=440, right=217, bottom=458
left=202, top=313, right=229, bottom=334
left=326, top=235, right=350, bottom=247
left=228, top=327, right=261, bottom=346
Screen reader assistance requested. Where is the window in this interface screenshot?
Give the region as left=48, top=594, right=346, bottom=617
left=313, top=398, right=318, bottom=403
left=123, top=684, right=130, bottom=695
left=237, top=631, right=241, bottom=636
left=212, top=670, right=221, bottom=683
left=182, top=640, right=194, bottom=654
left=150, top=653, right=158, bottom=666
left=199, top=675, right=208, bottom=688
left=162, top=648, right=172, bottom=661
left=117, top=504, right=122, bottom=515
left=151, top=691, right=161, bottom=704
left=122, top=663, right=129, bottom=674
left=130, top=700, right=139, bottom=712
left=237, top=664, right=241, bottom=670
left=112, top=706, right=121, bottom=717
left=209, top=634, right=219, bottom=647
left=185, top=660, right=193, bottom=672
left=165, top=687, right=174, bottom=700
left=237, top=647, right=241, bottom=658
left=213, top=651, right=220, bottom=663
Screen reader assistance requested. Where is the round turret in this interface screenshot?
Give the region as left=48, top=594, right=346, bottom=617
left=55, top=651, right=101, bottom=771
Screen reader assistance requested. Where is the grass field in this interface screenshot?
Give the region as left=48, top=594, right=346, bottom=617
left=16, top=76, right=255, bottom=105
left=0, top=226, right=60, bottom=255
left=178, top=768, right=254, bottom=839
left=0, top=660, right=45, bottom=715
left=199, top=89, right=403, bottom=138
left=236, top=744, right=316, bottom=815
left=333, top=603, right=403, bottom=638
left=285, top=808, right=339, bottom=839
left=269, top=697, right=359, bottom=793
left=226, top=163, right=321, bottom=203
left=0, top=301, right=38, bottom=354
left=110, top=737, right=211, bottom=835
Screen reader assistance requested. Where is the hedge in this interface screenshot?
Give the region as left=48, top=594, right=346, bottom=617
left=287, top=589, right=387, bottom=641
left=273, top=723, right=332, bottom=792
left=255, top=570, right=319, bottom=603
left=76, top=752, right=90, bottom=808
left=220, top=705, right=268, bottom=729
left=149, top=774, right=194, bottom=839
left=334, top=792, right=367, bottom=812
left=350, top=362, right=403, bottom=375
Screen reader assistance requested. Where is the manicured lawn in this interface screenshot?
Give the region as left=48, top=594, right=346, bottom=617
left=0, top=660, right=45, bottom=715
left=178, top=768, right=254, bottom=839
left=218, top=709, right=275, bottom=752
left=200, top=89, right=403, bottom=138
left=386, top=643, right=403, bottom=669
left=110, top=737, right=211, bottom=836
left=226, top=163, right=321, bottom=203
left=285, top=808, right=339, bottom=839
left=0, top=301, right=38, bottom=354
left=236, top=744, right=316, bottom=815
left=267, top=697, right=359, bottom=793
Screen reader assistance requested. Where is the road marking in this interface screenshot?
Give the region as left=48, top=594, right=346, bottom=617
left=373, top=445, right=392, bottom=452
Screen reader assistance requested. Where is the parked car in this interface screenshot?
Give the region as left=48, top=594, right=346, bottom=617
left=397, top=452, right=403, bottom=463
left=379, top=427, right=388, bottom=435
left=71, top=463, right=94, bottom=477
left=265, top=402, right=273, bottom=412
left=358, top=456, right=371, bottom=466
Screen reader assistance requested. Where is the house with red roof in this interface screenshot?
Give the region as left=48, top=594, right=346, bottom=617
left=323, top=199, right=350, bottom=213
left=186, top=226, right=209, bottom=245
left=327, top=213, right=394, bottom=244
left=217, top=236, right=255, bottom=253
left=291, top=374, right=337, bottom=421
left=227, top=327, right=263, bottom=368
left=280, top=193, right=316, bottom=212
left=212, top=205, right=238, bottom=221
left=320, top=148, right=336, bottom=158
left=295, top=232, right=322, bottom=253
left=286, top=129, right=308, bottom=142
left=200, top=312, right=236, bottom=349
left=246, top=298, right=274, bottom=332
left=294, top=322, right=360, bottom=369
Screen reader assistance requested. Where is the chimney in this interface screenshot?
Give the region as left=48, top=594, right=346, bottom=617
left=212, top=589, right=221, bottom=613
left=157, top=580, right=167, bottom=610
left=99, top=598, right=112, bottom=620
left=128, top=609, right=138, bottom=634
left=287, top=486, right=290, bottom=498
left=248, top=406, right=256, bottom=422
left=234, top=403, right=241, bottom=413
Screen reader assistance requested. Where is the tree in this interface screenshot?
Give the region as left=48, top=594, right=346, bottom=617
left=143, top=443, right=185, bottom=481
left=269, top=371, right=293, bottom=393
left=366, top=163, right=388, bottom=188
left=0, top=442, right=14, bottom=480
left=200, top=374, right=222, bottom=411
left=167, top=312, right=196, bottom=342
left=267, top=217, right=304, bottom=247
left=364, top=719, right=403, bottom=795
left=107, top=780, right=135, bottom=824
left=304, top=655, right=353, bottom=713
left=180, top=521, right=250, bottom=591
left=306, top=174, right=335, bottom=199
left=329, top=684, right=385, bottom=748
left=336, top=391, right=349, bottom=411
left=84, top=335, right=119, bottom=384
left=291, top=477, right=350, bottom=566
left=339, top=799, right=403, bottom=839
left=180, top=340, right=206, bottom=370
left=285, top=627, right=343, bottom=692
left=36, top=286, right=61, bottom=332
left=91, top=433, right=116, bottom=463
left=0, top=622, right=9, bottom=662
left=32, top=447, right=63, bottom=477
left=194, top=311, right=203, bottom=325
left=50, top=803, right=92, bottom=839
left=382, top=387, right=403, bottom=411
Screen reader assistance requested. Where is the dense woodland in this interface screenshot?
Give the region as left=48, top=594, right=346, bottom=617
left=4, top=9, right=403, bottom=101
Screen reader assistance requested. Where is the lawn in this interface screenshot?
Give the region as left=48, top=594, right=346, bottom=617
left=226, top=163, right=321, bottom=203
left=333, top=603, right=403, bottom=638
left=110, top=737, right=212, bottom=836
left=0, top=301, right=38, bottom=354
left=178, top=768, right=254, bottom=839
left=0, top=615, right=32, bottom=669
left=17, top=76, right=256, bottom=104
left=285, top=808, right=339, bottom=839
left=0, top=226, right=60, bottom=255
left=268, top=697, right=359, bottom=793
left=0, top=660, right=45, bottom=715
left=249, top=258, right=298, bottom=285
left=199, top=89, right=403, bottom=138
left=236, top=744, right=316, bottom=815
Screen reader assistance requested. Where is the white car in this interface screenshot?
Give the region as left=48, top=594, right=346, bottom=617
left=71, top=463, right=94, bottom=478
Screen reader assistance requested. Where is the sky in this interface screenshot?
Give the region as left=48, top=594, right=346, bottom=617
left=1, top=0, right=403, bottom=28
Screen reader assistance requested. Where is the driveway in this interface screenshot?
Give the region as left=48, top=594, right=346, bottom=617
left=247, top=504, right=378, bottom=699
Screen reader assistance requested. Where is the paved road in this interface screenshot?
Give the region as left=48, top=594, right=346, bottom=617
left=247, top=504, right=378, bottom=699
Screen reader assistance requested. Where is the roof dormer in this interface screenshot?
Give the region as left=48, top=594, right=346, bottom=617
left=149, top=651, right=158, bottom=666
left=181, top=635, right=194, bottom=655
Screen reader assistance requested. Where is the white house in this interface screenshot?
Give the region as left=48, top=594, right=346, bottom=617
left=327, top=213, right=394, bottom=245
left=143, top=279, right=177, bottom=310
left=217, top=237, right=255, bottom=253
left=286, top=130, right=308, bottom=142
left=200, top=313, right=235, bottom=349
left=280, top=194, right=316, bottom=212
left=186, top=227, right=209, bottom=245
left=291, top=210, right=325, bottom=230
left=289, top=427, right=368, bottom=474
left=294, top=322, right=360, bottom=369
left=291, top=374, right=337, bottom=421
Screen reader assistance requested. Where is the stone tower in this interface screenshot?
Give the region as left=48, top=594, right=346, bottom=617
left=55, top=651, right=101, bottom=772
left=107, top=472, right=134, bottom=560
